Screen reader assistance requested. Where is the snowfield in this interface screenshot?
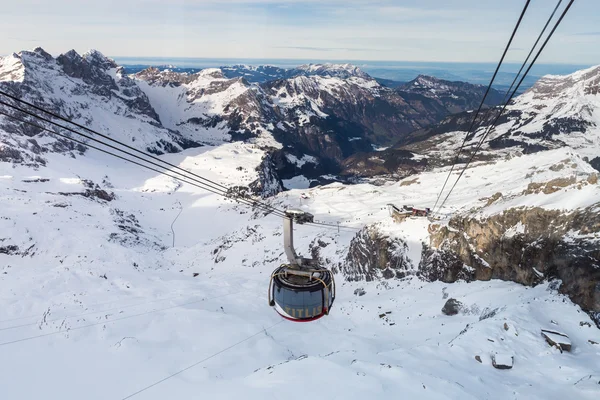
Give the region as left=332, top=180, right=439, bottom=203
left=1, top=140, right=599, bottom=399
left=1, top=49, right=599, bottom=399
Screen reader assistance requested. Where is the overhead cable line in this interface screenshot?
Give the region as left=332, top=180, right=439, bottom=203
left=0, top=93, right=288, bottom=217
left=0, top=108, right=286, bottom=217
left=309, top=220, right=360, bottom=231
left=0, top=100, right=360, bottom=230
left=430, top=0, right=531, bottom=214
left=0, top=89, right=233, bottom=192
left=120, top=320, right=284, bottom=400
left=0, top=293, right=189, bottom=325
left=461, top=0, right=564, bottom=152
left=434, top=0, right=576, bottom=215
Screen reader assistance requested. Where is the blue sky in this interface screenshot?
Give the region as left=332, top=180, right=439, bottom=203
left=1, top=0, right=599, bottom=64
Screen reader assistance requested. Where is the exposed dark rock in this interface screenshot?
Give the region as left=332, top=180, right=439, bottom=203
left=590, top=157, right=600, bottom=172
left=22, top=178, right=50, bottom=183
left=419, top=245, right=475, bottom=282
left=442, top=298, right=463, bottom=316
left=56, top=50, right=119, bottom=95
left=33, top=47, right=53, bottom=61
left=0, top=146, right=24, bottom=163
left=421, top=206, right=600, bottom=327
left=249, top=152, right=283, bottom=198
left=343, top=226, right=413, bottom=281
left=541, top=329, right=572, bottom=352
left=57, top=188, right=115, bottom=202
left=0, top=245, right=19, bottom=255
left=492, top=354, right=513, bottom=369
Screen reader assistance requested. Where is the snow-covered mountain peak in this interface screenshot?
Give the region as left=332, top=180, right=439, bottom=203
left=294, top=63, right=371, bottom=79
left=413, top=74, right=441, bottom=87
left=397, top=74, right=504, bottom=114
left=0, top=52, right=25, bottom=83
left=82, top=49, right=118, bottom=70
left=59, top=49, right=83, bottom=62
left=196, top=67, right=227, bottom=80
left=31, top=47, right=53, bottom=61
left=12, top=47, right=56, bottom=68
left=525, top=64, right=600, bottom=101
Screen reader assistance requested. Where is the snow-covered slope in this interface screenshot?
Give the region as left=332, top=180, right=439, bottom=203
left=487, top=65, right=600, bottom=161
left=396, top=65, right=600, bottom=166
left=1, top=51, right=599, bottom=399
left=133, top=67, right=279, bottom=147
left=0, top=48, right=202, bottom=167
left=1, top=139, right=599, bottom=399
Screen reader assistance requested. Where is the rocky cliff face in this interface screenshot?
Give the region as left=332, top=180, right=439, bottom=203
left=420, top=206, right=600, bottom=326
left=340, top=204, right=600, bottom=327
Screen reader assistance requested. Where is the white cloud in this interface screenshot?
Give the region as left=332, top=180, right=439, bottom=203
left=1, top=0, right=598, bottom=64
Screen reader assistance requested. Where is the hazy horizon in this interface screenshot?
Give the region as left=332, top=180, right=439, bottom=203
left=2, top=45, right=593, bottom=88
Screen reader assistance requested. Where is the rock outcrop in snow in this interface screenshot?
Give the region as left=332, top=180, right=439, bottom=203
left=421, top=205, right=600, bottom=326
left=342, top=226, right=414, bottom=281
left=248, top=152, right=284, bottom=198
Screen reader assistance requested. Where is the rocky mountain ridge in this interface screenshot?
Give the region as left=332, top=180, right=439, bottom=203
left=344, top=64, right=600, bottom=178
left=0, top=47, right=505, bottom=190
left=0, top=48, right=200, bottom=167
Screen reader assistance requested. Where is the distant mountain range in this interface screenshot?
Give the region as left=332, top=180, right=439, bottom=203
left=3, top=47, right=596, bottom=187
left=0, top=49, right=504, bottom=187
left=343, top=64, right=600, bottom=178
left=116, top=57, right=591, bottom=92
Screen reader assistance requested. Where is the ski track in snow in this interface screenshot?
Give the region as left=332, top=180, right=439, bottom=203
left=1, top=140, right=599, bottom=400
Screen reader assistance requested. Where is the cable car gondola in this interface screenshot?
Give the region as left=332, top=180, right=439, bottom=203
left=268, top=209, right=336, bottom=322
